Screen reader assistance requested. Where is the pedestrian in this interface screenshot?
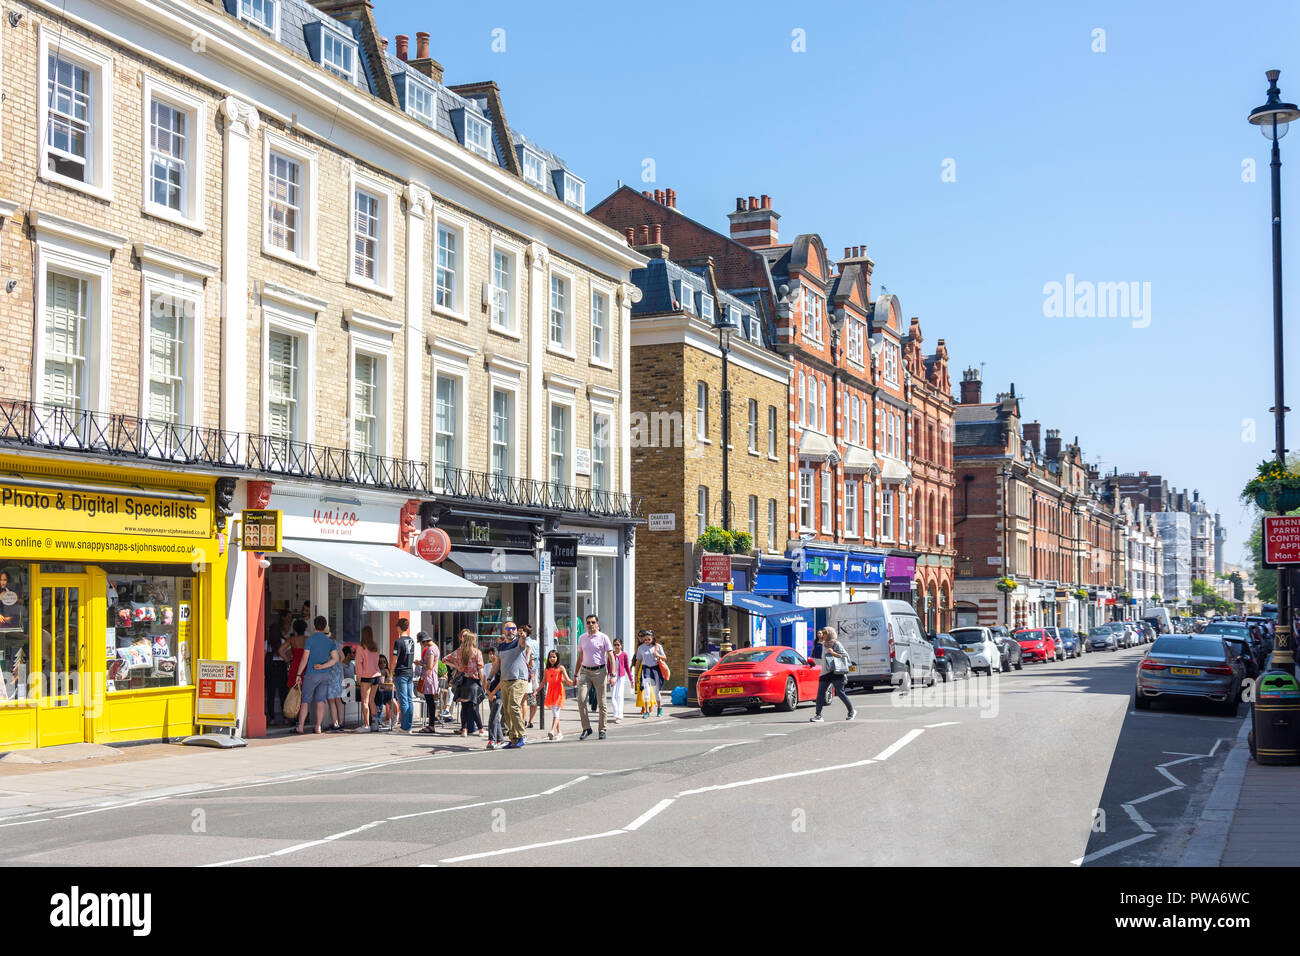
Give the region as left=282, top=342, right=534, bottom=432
left=391, top=618, right=417, bottom=733
left=521, top=624, right=540, bottom=729
left=810, top=626, right=856, bottom=723
left=418, top=632, right=440, bottom=734
left=634, top=628, right=667, bottom=719
left=375, top=655, right=397, bottom=730
left=265, top=610, right=291, bottom=726
left=356, top=626, right=381, bottom=732
left=495, top=620, right=531, bottom=749
left=575, top=613, right=615, bottom=740
left=325, top=625, right=345, bottom=732
left=444, top=629, right=486, bottom=737
left=293, top=616, right=340, bottom=734
left=439, top=654, right=454, bottom=720
left=484, top=647, right=505, bottom=749
left=281, top=619, right=307, bottom=708
left=609, top=637, right=632, bottom=723
left=542, top=648, right=574, bottom=740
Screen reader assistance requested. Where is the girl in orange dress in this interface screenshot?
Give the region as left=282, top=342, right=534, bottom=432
left=542, top=649, right=574, bottom=741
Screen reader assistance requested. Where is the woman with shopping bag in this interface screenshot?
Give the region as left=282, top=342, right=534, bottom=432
left=634, top=629, right=667, bottom=718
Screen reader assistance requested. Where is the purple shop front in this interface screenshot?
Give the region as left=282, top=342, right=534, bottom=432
left=885, top=556, right=916, bottom=592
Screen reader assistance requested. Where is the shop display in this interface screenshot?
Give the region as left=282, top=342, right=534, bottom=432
left=103, top=570, right=192, bottom=692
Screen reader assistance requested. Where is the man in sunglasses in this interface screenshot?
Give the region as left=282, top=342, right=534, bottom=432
left=495, top=621, right=532, bottom=749
left=576, top=614, right=616, bottom=740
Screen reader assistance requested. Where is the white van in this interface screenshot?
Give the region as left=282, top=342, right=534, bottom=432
left=1142, top=607, right=1172, bottom=634
left=825, top=599, right=936, bottom=693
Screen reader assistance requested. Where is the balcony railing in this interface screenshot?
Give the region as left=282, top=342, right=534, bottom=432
left=0, top=400, right=642, bottom=519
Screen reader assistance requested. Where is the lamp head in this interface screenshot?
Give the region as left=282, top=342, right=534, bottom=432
left=1249, top=69, right=1300, bottom=140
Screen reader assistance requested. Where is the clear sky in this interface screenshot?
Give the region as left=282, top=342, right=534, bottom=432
left=375, top=0, right=1300, bottom=565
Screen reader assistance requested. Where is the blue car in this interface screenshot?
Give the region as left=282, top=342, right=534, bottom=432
left=1047, top=626, right=1082, bottom=659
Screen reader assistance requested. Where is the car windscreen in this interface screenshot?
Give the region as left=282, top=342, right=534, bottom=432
left=1203, top=624, right=1247, bottom=635
left=1015, top=631, right=1046, bottom=639
left=949, top=629, right=985, bottom=643
left=1150, top=637, right=1227, bottom=659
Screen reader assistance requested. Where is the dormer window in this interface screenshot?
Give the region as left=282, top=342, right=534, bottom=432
left=555, top=171, right=584, bottom=210
left=233, top=0, right=276, bottom=34
left=395, top=73, right=435, bottom=126
left=452, top=109, right=493, bottom=160
left=305, top=21, right=357, bottom=84
left=519, top=147, right=546, bottom=188
left=677, top=280, right=694, bottom=313
left=700, top=294, right=715, bottom=322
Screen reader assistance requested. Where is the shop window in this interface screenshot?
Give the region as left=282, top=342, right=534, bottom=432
left=0, top=565, right=33, bottom=701
left=104, top=564, right=196, bottom=691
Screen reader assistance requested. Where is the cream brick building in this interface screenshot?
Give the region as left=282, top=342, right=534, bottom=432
left=0, top=0, right=642, bottom=739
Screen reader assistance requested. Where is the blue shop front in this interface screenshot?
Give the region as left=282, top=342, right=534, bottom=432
left=788, top=546, right=888, bottom=634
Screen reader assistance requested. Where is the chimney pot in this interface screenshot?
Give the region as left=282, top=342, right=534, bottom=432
left=396, top=34, right=409, bottom=60
left=844, top=247, right=851, bottom=259
left=666, top=188, right=676, bottom=208
left=643, top=190, right=653, bottom=199
left=736, top=198, right=745, bottom=211
left=761, top=194, right=770, bottom=209
left=624, top=227, right=635, bottom=245
left=416, top=31, right=430, bottom=60
left=637, top=224, right=650, bottom=245
left=652, top=224, right=662, bottom=244
left=748, top=196, right=758, bottom=210
left=654, top=189, right=664, bottom=204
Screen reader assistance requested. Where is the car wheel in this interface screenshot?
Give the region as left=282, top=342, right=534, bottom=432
left=1014, top=659, right=1023, bottom=671
left=925, top=665, right=936, bottom=687
left=1134, top=690, right=1151, bottom=710
left=777, top=678, right=797, bottom=712
left=700, top=704, right=722, bottom=717
left=822, top=682, right=835, bottom=707
left=900, top=666, right=913, bottom=695
left=941, top=665, right=952, bottom=683
left=1220, top=696, right=1239, bottom=718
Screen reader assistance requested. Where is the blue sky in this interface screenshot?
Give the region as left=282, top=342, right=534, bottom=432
left=376, top=0, right=1300, bottom=564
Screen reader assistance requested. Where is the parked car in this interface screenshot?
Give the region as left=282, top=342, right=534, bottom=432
left=1054, top=627, right=1083, bottom=659
left=1013, top=628, right=1056, bottom=663
left=1088, top=624, right=1119, bottom=652
left=1205, top=621, right=1265, bottom=672
left=697, top=646, right=824, bottom=716
left=1134, top=635, right=1244, bottom=716
left=1041, top=627, right=1068, bottom=661
left=1219, top=636, right=1260, bottom=683
left=927, top=633, right=972, bottom=682
left=948, top=625, right=1004, bottom=675
left=992, top=629, right=1024, bottom=671
left=827, top=599, right=937, bottom=693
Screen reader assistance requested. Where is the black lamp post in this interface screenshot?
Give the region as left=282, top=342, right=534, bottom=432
left=1249, top=70, right=1300, bottom=671
left=714, top=309, right=737, bottom=531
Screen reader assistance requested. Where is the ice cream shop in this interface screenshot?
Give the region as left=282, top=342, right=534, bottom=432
left=0, top=454, right=227, bottom=752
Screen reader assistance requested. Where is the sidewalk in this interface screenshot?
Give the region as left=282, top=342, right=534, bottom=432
left=1181, top=718, right=1300, bottom=866
left=0, top=699, right=685, bottom=822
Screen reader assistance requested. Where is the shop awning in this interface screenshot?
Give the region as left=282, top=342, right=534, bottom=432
left=281, top=538, right=487, bottom=613
left=703, top=590, right=814, bottom=628
left=448, top=550, right=540, bottom=583
left=842, top=445, right=879, bottom=475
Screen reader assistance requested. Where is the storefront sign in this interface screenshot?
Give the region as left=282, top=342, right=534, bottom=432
left=239, top=509, right=282, bottom=553
left=648, top=513, right=676, bottom=532
left=0, top=480, right=210, bottom=538
left=1264, top=516, right=1300, bottom=564
left=195, top=660, right=240, bottom=728
left=797, top=549, right=845, bottom=584
left=0, top=530, right=213, bottom=564
left=550, top=536, right=579, bottom=568
left=701, top=554, right=731, bottom=584
left=886, top=556, right=916, bottom=590
left=556, top=525, right=620, bottom=550
left=416, top=527, right=452, bottom=563
left=846, top=554, right=885, bottom=585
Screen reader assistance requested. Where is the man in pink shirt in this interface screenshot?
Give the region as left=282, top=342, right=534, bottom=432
left=576, top=614, right=616, bottom=739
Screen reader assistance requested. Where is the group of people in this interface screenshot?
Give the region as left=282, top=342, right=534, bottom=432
left=264, top=608, right=675, bottom=744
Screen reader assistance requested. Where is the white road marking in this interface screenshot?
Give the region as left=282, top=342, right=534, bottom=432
left=1120, top=803, right=1156, bottom=834
left=704, top=742, right=753, bottom=755
left=924, top=721, right=960, bottom=728
left=676, top=758, right=878, bottom=796
left=0, top=818, right=50, bottom=828
left=625, top=799, right=675, bottom=831
left=764, top=733, right=787, bottom=737
left=1125, top=785, right=1181, bottom=807
left=1075, top=832, right=1157, bottom=865
left=541, top=775, right=590, bottom=795
left=874, top=729, right=925, bottom=761
left=440, top=829, right=626, bottom=863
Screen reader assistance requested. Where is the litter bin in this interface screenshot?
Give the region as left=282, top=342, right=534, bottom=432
left=687, top=653, right=719, bottom=706
left=1250, top=669, right=1300, bottom=765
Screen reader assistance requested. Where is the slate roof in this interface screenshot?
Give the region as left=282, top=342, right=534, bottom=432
left=629, top=259, right=760, bottom=334
left=954, top=421, right=1004, bottom=447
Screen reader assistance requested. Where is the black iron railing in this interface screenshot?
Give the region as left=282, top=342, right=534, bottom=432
left=0, top=399, right=642, bottom=519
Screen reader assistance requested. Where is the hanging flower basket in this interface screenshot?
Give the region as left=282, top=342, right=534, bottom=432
left=995, top=577, right=1018, bottom=594
left=1242, top=460, right=1300, bottom=513
left=1073, top=588, right=1089, bottom=601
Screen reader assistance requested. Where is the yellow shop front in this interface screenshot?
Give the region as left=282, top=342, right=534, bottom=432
left=0, top=456, right=226, bottom=752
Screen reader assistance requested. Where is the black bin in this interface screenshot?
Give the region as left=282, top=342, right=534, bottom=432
left=1250, top=669, right=1300, bottom=765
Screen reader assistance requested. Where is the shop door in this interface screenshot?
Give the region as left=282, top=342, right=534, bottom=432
left=34, top=575, right=89, bottom=747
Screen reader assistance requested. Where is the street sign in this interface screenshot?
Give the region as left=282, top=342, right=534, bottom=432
left=1264, top=515, right=1300, bottom=564
left=195, top=660, right=240, bottom=728
left=540, top=552, right=553, bottom=595
left=724, top=591, right=734, bottom=606
left=700, top=553, right=731, bottom=584
left=685, top=587, right=704, bottom=604
left=239, top=509, right=282, bottom=552
left=648, top=513, right=676, bottom=531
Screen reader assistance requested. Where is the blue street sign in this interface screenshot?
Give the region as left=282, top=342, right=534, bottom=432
left=685, top=587, right=704, bottom=604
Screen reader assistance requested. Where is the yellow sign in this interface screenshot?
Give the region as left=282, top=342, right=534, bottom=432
left=0, top=529, right=217, bottom=565
left=239, top=509, right=282, bottom=553
left=0, top=482, right=211, bottom=539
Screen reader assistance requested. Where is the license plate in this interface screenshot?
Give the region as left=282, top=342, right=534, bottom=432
left=717, top=686, right=744, bottom=695
left=1170, top=667, right=1200, bottom=676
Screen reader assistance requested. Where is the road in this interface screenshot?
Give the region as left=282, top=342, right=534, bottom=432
left=0, top=643, right=1245, bottom=867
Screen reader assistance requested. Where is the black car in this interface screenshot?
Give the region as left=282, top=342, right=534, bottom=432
left=1220, top=636, right=1260, bottom=683
left=928, top=633, right=972, bottom=682
left=992, top=631, right=1024, bottom=671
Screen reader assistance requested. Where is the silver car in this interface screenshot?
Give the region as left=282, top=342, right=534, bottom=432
left=1134, top=635, right=1242, bottom=716
left=1089, top=624, right=1118, bottom=651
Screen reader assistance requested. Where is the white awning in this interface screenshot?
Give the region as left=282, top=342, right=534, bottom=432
left=879, top=457, right=912, bottom=484
left=798, top=430, right=836, bottom=461
left=842, top=445, right=879, bottom=475
left=281, top=538, right=487, bottom=613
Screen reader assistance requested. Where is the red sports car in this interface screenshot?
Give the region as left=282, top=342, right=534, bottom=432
left=1013, top=628, right=1057, bottom=663
left=697, top=646, right=824, bottom=715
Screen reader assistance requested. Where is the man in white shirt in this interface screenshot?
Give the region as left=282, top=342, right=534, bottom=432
left=576, top=614, right=615, bottom=740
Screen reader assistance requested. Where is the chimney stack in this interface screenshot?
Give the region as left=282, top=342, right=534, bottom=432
left=1045, top=429, right=1062, bottom=460
left=416, top=31, right=430, bottom=60
left=396, top=34, right=409, bottom=60
left=959, top=367, right=982, bottom=405
left=654, top=189, right=665, bottom=204
left=665, top=188, right=676, bottom=208
left=1023, top=420, right=1041, bottom=452
left=728, top=192, right=781, bottom=248
left=404, top=33, right=443, bottom=83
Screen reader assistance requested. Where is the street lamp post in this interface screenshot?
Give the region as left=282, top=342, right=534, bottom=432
left=1249, top=70, right=1300, bottom=671
left=714, top=310, right=736, bottom=531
